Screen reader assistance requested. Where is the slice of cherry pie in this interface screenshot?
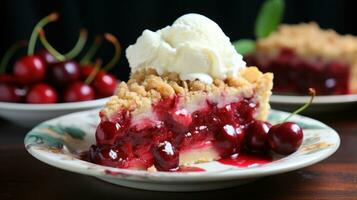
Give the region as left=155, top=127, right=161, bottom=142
left=90, top=67, right=272, bottom=171
left=245, top=23, right=357, bottom=95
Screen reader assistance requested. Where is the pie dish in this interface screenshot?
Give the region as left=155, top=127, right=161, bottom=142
left=245, top=22, right=357, bottom=95
left=91, top=67, right=272, bottom=171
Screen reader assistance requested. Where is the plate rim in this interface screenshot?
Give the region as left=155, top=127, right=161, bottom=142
left=0, top=97, right=109, bottom=111
left=271, top=94, right=357, bottom=104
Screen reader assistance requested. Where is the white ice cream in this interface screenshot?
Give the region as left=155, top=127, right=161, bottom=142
left=126, top=13, right=246, bottom=84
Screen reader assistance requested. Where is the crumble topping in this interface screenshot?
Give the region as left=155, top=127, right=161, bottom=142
left=101, top=67, right=273, bottom=121
left=256, top=22, right=357, bottom=60
left=255, top=22, right=357, bottom=92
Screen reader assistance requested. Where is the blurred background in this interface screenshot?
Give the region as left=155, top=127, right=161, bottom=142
left=0, top=0, right=355, bottom=80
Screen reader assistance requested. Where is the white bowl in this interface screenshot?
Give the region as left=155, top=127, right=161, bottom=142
left=0, top=98, right=109, bottom=127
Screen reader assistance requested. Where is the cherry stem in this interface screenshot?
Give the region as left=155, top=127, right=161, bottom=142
left=64, top=28, right=88, bottom=59
left=283, top=88, right=316, bottom=122
left=80, top=35, right=103, bottom=65
left=85, top=59, right=102, bottom=85
left=38, top=29, right=66, bottom=61
left=28, top=12, right=59, bottom=56
left=102, top=33, right=121, bottom=72
left=0, top=40, right=27, bottom=74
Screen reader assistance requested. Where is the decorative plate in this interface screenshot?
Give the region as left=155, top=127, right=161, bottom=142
left=270, top=94, right=357, bottom=112
left=25, top=109, right=340, bottom=191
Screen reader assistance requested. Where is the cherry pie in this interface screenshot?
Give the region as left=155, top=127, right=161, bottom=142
left=89, top=67, right=273, bottom=171
left=245, top=23, right=357, bottom=95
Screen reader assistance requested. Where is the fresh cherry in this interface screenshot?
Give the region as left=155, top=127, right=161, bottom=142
left=13, top=55, right=46, bottom=84
left=49, top=60, right=80, bottom=85
left=268, top=122, right=303, bottom=155
left=26, top=83, right=58, bottom=104
left=37, top=49, right=57, bottom=65
left=0, top=83, right=25, bottom=103
left=63, top=82, right=94, bottom=102
left=152, top=141, right=179, bottom=171
left=80, top=64, right=96, bottom=80
left=245, top=120, right=272, bottom=153
left=92, top=71, right=118, bottom=97
left=0, top=74, right=16, bottom=84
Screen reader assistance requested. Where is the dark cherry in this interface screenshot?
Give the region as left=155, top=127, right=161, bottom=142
left=0, top=74, right=16, bottom=84
left=93, top=71, right=118, bottom=97
left=152, top=141, right=179, bottom=171
left=268, top=122, right=303, bottom=155
left=63, top=82, right=94, bottom=102
left=80, top=64, right=95, bottom=80
left=0, top=83, right=26, bottom=103
left=13, top=55, right=46, bottom=84
left=89, top=144, right=130, bottom=168
left=245, top=120, right=272, bottom=153
left=96, top=121, right=124, bottom=145
left=37, top=49, right=57, bottom=65
left=49, top=60, right=80, bottom=85
left=26, top=83, right=58, bottom=104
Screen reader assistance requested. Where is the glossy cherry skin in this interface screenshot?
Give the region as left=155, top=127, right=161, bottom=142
left=268, top=122, right=303, bottom=155
left=13, top=55, right=46, bottom=84
left=63, top=82, right=94, bottom=102
left=0, top=83, right=26, bottom=102
left=152, top=141, right=179, bottom=171
left=49, top=61, right=80, bottom=86
left=37, top=49, right=57, bottom=65
left=80, top=64, right=95, bottom=80
left=245, top=120, right=272, bottom=153
left=93, top=71, right=118, bottom=97
left=26, top=83, right=58, bottom=104
left=96, top=121, right=124, bottom=145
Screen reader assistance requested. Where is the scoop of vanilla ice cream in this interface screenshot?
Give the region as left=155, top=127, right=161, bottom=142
left=126, top=13, right=246, bottom=84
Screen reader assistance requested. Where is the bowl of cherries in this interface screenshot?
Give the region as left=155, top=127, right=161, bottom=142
left=0, top=13, right=121, bottom=127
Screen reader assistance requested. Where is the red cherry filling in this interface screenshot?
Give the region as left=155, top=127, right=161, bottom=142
left=153, top=141, right=179, bottom=171
left=268, top=122, right=303, bottom=155
left=245, top=48, right=350, bottom=95
left=90, top=97, right=259, bottom=171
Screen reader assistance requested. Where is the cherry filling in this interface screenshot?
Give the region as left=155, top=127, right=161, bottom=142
left=245, top=48, right=350, bottom=95
left=90, top=97, right=257, bottom=171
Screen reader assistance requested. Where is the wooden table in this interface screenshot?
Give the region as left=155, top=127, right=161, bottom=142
left=1, top=110, right=357, bottom=200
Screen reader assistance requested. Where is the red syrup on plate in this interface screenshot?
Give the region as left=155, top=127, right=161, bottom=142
left=218, top=153, right=273, bottom=168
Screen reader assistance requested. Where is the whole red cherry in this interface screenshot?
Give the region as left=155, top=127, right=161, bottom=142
left=268, top=122, right=303, bottom=155
left=80, top=64, right=96, bottom=80
left=49, top=60, right=80, bottom=86
left=63, top=82, right=94, bottom=102
left=37, top=49, right=57, bottom=65
left=13, top=55, right=46, bottom=84
left=245, top=120, right=272, bottom=153
left=26, top=83, right=58, bottom=104
left=92, top=71, right=118, bottom=97
left=0, top=83, right=26, bottom=103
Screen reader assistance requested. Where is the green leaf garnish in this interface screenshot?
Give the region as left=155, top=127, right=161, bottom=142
left=255, top=0, right=284, bottom=39
left=233, top=39, right=256, bottom=55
